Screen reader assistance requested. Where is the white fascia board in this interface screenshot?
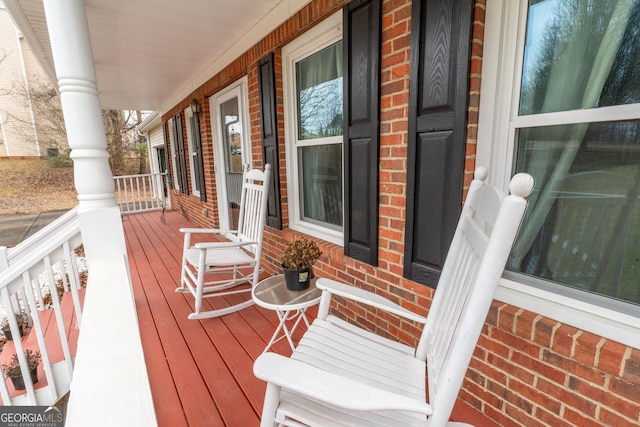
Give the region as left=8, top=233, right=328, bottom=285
left=137, top=111, right=160, bottom=133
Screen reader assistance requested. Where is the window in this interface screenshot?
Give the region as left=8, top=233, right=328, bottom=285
left=283, top=11, right=344, bottom=245
left=184, top=108, right=200, bottom=197
left=478, top=0, right=640, bottom=345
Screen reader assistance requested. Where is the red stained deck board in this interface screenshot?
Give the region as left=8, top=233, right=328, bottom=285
left=126, top=225, right=191, bottom=426
left=125, top=215, right=228, bottom=426
left=124, top=211, right=273, bottom=426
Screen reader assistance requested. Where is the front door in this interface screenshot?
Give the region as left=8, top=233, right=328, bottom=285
left=209, top=78, right=251, bottom=231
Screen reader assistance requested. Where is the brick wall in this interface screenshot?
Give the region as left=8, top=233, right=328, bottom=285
left=163, top=0, right=640, bottom=425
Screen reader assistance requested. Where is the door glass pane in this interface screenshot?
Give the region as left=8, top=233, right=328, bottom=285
left=520, top=0, right=640, bottom=116
left=296, top=41, right=343, bottom=140
left=299, top=144, right=343, bottom=228
left=220, top=97, right=243, bottom=173
left=220, top=96, right=243, bottom=228
left=508, top=121, right=640, bottom=304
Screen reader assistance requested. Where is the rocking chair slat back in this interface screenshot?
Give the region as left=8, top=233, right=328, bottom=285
left=416, top=168, right=533, bottom=426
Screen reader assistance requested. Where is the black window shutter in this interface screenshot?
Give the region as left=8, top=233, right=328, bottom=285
left=343, top=0, right=381, bottom=266
left=403, top=0, right=473, bottom=287
left=190, top=112, right=207, bottom=202
left=169, top=119, right=181, bottom=191
left=175, top=113, right=190, bottom=195
left=258, top=53, right=282, bottom=230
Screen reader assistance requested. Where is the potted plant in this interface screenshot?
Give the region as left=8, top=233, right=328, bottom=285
left=280, top=238, right=322, bottom=291
left=1, top=311, right=29, bottom=341
left=2, top=349, right=40, bottom=390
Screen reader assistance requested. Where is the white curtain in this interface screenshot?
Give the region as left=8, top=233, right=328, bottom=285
left=510, top=0, right=635, bottom=266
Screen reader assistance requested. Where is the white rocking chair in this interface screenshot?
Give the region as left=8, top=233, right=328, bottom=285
left=254, top=168, right=534, bottom=426
left=178, top=164, right=271, bottom=320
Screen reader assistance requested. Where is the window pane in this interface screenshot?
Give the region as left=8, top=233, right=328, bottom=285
left=299, top=144, right=343, bottom=228
left=520, top=0, right=640, bottom=115
left=509, top=121, right=640, bottom=304
left=220, top=97, right=243, bottom=173
left=296, top=41, right=343, bottom=140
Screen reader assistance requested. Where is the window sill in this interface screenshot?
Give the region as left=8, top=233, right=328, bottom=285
left=495, top=277, right=640, bottom=349
left=288, top=221, right=343, bottom=247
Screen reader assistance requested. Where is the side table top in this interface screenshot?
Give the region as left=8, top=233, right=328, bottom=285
left=252, top=274, right=322, bottom=311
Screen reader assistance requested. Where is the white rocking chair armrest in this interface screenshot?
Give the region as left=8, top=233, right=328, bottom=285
left=193, top=240, right=257, bottom=250
left=254, top=353, right=434, bottom=415
left=179, top=227, right=238, bottom=234
left=317, top=278, right=427, bottom=324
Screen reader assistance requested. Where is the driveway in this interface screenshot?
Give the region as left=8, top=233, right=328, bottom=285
left=0, top=210, right=70, bottom=248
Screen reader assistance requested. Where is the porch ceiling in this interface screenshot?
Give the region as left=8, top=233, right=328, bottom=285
left=3, top=0, right=311, bottom=112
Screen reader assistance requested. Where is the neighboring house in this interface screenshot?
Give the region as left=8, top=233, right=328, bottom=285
left=5, top=0, right=639, bottom=425
left=0, top=6, right=61, bottom=158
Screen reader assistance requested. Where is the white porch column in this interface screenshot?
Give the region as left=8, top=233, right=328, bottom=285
left=42, top=0, right=126, bottom=262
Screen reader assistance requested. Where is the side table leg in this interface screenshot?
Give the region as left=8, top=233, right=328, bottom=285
left=263, top=310, right=287, bottom=352
left=279, top=309, right=296, bottom=351
left=263, top=309, right=297, bottom=353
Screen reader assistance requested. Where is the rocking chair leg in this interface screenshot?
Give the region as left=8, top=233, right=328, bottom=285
left=260, top=383, right=281, bottom=427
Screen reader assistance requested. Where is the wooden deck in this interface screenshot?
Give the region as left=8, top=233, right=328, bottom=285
left=123, top=209, right=499, bottom=427
left=123, top=209, right=298, bottom=427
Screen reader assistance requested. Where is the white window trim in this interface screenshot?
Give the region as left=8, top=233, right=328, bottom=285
left=168, top=117, right=180, bottom=191
left=183, top=107, right=200, bottom=197
left=478, top=0, right=640, bottom=348
left=209, top=76, right=252, bottom=233
left=282, top=11, right=343, bottom=245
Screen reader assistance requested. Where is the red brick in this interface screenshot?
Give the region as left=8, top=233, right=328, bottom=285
left=623, top=348, right=640, bottom=385
left=552, top=324, right=579, bottom=357
left=602, top=381, right=640, bottom=420
left=509, top=377, right=561, bottom=415
left=533, top=316, right=555, bottom=348
left=503, top=402, right=543, bottom=427
left=574, top=332, right=602, bottom=366
left=562, top=407, right=600, bottom=427
left=542, top=349, right=607, bottom=386
left=513, top=351, right=566, bottom=385
left=597, top=339, right=627, bottom=375
left=599, top=406, right=639, bottom=427
left=537, top=377, right=597, bottom=417
left=497, top=305, right=520, bottom=332
left=535, top=406, right=574, bottom=427
left=609, top=376, right=640, bottom=407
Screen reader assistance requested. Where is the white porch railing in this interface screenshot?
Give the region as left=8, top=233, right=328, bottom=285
left=0, top=207, right=84, bottom=406
left=0, top=208, right=156, bottom=425
left=114, top=172, right=170, bottom=214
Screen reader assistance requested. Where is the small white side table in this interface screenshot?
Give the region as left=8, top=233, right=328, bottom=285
left=252, top=274, right=322, bottom=353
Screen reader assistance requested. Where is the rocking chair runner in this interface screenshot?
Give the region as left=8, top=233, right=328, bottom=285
left=254, top=168, right=534, bottom=427
left=178, top=164, right=271, bottom=320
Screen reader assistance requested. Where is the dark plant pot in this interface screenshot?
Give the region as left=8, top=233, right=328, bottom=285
left=3, top=325, right=24, bottom=341
left=9, top=367, right=38, bottom=391
left=283, top=266, right=311, bottom=291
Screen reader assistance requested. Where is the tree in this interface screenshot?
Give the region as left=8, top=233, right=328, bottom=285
left=5, top=75, right=148, bottom=174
